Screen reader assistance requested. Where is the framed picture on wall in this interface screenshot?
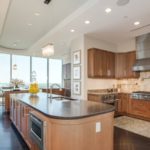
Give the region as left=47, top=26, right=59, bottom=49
left=73, top=81, right=81, bottom=95
left=73, top=50, right=81, bottom=65
left=73, top=66, right=81, bottom=80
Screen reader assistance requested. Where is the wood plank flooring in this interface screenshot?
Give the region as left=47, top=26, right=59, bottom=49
left=0, top=106, right=29, bottom=150
left=0, top=106, right=150, bottom=150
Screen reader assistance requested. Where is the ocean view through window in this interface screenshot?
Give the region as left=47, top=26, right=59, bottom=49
left=0, top=53, right=63, bottom=89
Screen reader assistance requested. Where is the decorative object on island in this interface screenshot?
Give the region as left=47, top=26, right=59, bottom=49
left=42, top=43, right=54, bottom=57
left=29, top=70, right=39, bottom=95
left=10, top=79, right=24, bottom=89
left=73, top=66, right=81, bottom=80
left=29, top=82, right=39, bottom=95
left=73, top=81, right=81, bottom=95
left=73, top=50, right=81, bottom=65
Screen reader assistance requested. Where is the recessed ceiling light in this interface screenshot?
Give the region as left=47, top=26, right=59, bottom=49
left=70, top=29, right=75, bottom=33
left=27, top=23, right=32, bottom=26
left=34, top=12, right=40, bottom=16
left=105, top=8, right=112, bottom=13
left=13, top=43, right=17, bottom=47
left=134, top=21, right=140, bottom=26
left=85, top=20, right=90, bottom=24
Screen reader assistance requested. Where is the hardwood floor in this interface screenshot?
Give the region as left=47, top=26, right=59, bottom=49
left=0, top=105, right=150, bottom=150
left=0, top=106, right=29, bottom=150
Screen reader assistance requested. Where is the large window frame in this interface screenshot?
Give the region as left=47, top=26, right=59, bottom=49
left=0, top=53, right=63, bottom=88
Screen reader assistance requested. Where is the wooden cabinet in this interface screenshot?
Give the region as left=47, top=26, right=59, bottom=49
left=116, top=93, right=129, bottom=114
left=88, top=48, right=115, bottom=78
left=115, top=53, right=127, bottom=79
left=3, top=90, right=28, bottom=112
left=128, top=99, right=150, bottom=120
left=107, top=51, right=115, bottom=78
left=88, top=94, right=102, bottom=103
left=88, top=49, right=139, bottom=79
left=10, top=99, right=34, bottom=149
left=115, top=51, right=139, bottom=79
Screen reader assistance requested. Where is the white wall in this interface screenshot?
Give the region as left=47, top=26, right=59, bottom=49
left=117, top=38, right=136, bottom=52
left=62, top=53, right=71, bottom=64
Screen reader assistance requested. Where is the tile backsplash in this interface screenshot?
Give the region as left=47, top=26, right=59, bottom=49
left=117, top=72, right=150, bottom=92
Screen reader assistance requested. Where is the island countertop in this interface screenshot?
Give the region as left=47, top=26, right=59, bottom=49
left=10, top=93, right=115, bottom=119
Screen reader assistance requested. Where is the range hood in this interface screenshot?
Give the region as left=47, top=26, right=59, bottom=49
left=133, top=33, right=150, bottom=71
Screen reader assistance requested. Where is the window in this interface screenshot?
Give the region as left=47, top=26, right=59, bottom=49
left=32, top=57, right=47, bottom=88
left=0, top=53, right=10, bottom=87
left=12, top=55, right=30, bottom=85
left=49, top=59, right=62, bottom=86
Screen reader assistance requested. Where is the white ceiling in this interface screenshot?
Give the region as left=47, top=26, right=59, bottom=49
left=0, top=0, right=150, bottom=56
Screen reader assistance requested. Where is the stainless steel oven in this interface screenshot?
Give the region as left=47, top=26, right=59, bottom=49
left=29, top=113, right=47, bottom=150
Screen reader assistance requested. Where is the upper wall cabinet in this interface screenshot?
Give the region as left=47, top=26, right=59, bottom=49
left=88, top=48, right=115, bottom=78
left=88, top=48, right=139, bottom=79
left=115, top=51, right=140, bottom=79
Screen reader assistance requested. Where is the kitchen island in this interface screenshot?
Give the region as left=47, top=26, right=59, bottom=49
left=10, top=93, right=115, bottom=150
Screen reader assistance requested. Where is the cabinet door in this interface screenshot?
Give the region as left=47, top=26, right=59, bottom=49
left=116, top=94, right=122, bottom=113
left=88, top=94, right=102, bottom=102
left=131, top=99, right=150, bottom=119
left=94, top=49, right=106, bottom=77
left=126, top=51, right=140, bottom=78
left=88, top=48, right=114, bottom=78
left=121, top=94, right=129, bottom=113
left=116, top=93, right=128, bottom=114
left=115, top=53, right=127, bottom=79
left=107, top=52, right=115, bottom=78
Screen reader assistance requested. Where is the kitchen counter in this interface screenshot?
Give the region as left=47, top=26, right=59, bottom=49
left=10, top=92, right=115, bottom=119
left=10, top=92, right=114, bottom=150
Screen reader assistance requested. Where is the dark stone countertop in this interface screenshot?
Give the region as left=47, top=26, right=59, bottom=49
left=10, top=93, right=115, bottom=120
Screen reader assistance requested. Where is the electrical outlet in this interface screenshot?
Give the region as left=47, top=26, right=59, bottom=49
left=96, top=122, right=101, bottom=133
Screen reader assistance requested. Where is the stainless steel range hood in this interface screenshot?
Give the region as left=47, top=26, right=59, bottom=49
left=133, top=33, right=150, bottom=71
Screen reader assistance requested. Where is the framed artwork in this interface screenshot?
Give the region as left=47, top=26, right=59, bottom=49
left=73, top=50, right=81, bottom=65
left=73, top=81, right=81, bottom=95
left=73, top=66, right=81, bottom=80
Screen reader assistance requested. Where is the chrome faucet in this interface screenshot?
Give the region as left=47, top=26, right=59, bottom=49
left=49, top=83, right=62, bottom=99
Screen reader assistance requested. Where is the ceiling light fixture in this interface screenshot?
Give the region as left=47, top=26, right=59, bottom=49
left=85, top=20, right=90, bottom=24
left=27, top=23, right=32, bottom=26
left=42, top=43, right=54, bottom=57
left=134, top=21, right=140, bottom=26
left=70, top=29, right=75, bottom=33
left=13, top=64, right=17, bottom=70
left=13, top=43, right=17, bottom=47
left=34, top=12, right=40, bottom=16
left=105, top=8, right=112, bottom=13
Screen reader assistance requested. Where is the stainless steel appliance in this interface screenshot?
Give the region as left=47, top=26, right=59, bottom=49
left=101, top=94, right=118, bottom=105
left=29, top=113, right=47, bottom=150
left=133, top=33, right=150, bottom=71
left=131, top=91, right=150, bottom=100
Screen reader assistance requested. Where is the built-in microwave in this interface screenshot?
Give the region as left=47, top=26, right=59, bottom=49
left=29, top=112, right=47, bottom=150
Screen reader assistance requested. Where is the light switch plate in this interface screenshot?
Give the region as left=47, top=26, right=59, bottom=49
left=96, top=122, right=101, bottom=133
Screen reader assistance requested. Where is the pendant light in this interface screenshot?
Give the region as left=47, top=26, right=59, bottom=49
left=42, top=43, right=54, bottom=57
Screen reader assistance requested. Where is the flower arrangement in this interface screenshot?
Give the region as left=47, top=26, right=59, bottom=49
left=10, top=79, right=24, bottom=88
